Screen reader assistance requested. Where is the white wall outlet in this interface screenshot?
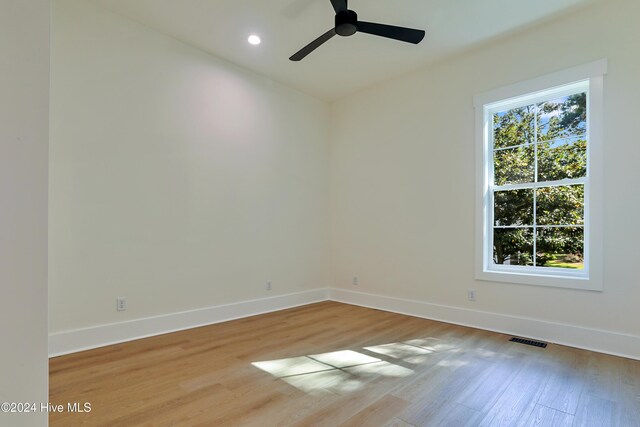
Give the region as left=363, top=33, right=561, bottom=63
left=467, top=290, right=477, bottom=302
left=266, top=280, right=272, bottom=291
left=352, top=276, right=359, bottom=286
left=116, top=297, right=127, bottom=311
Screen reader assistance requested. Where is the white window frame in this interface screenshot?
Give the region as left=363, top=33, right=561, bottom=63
left=474, top=59, right=606, bottom=291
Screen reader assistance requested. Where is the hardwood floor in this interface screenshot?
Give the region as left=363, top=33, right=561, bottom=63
left=49, top=301, right=640, bottom=426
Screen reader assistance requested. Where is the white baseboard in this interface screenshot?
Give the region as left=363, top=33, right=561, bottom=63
left=50, top=286, right=640, bottom=361
left=49, top=288, right=329, bottom=357
left=329, top=288, right=640, bottom=361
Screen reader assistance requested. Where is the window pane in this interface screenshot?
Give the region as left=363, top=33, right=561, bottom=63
left=494, top=145, right=535, bottom=185
left=537, top=93, right=587, bottom=141
left=493, top=106, right=535, bottom=149
left=536, top=227, right=584, bottom=269
left=537, top=138, right=587, bottom=182
left=536, top=185, right=584, bottom=225
left=493, top=228, right=533, bottom=266
left=494, top=189, right=533, bottom=226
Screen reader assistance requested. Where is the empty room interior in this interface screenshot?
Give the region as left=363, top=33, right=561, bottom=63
left=3, top=0, right=640, bottom=426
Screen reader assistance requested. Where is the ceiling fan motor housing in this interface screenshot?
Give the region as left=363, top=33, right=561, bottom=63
left=289, top=0, right=425, bottom=61
left=335, top=10, right=358, bottom=36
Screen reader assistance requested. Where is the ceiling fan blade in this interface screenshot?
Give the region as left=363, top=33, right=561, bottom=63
left=330, top=0, right=347, bottom=13
left=289, top=28, right=337, bottom=61
left=357, top=21, right=425, bottom=44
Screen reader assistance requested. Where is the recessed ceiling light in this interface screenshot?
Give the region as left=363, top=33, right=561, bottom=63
left=248, top=35, right=261, bottom=45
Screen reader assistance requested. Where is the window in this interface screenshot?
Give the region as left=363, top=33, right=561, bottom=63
left=475, top=60, right=606, bottom=290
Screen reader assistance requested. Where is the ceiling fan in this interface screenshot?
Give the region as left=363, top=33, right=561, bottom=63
left=289, top=0, right=426, bottom=61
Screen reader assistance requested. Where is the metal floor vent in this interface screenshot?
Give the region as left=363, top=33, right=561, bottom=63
left=509, top=337, right=547, bottom=348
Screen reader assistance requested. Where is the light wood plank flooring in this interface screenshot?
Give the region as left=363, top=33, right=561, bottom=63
left=49, top=301, right=640, bottom=426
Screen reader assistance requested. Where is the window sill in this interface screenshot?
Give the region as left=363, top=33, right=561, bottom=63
left=476, top=269, right=603, bottom=291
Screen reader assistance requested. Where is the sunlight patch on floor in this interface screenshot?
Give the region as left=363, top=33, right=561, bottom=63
left=251, top=342, right=440, bottom=395
left=310, top=350, right=381, bottom=368
left=345, top=361, right=414, bottom=378
left=252, top=356, right=333, bottom=378
left=436, top=359, right=469, bottom=368
left=364, top=342, right=434, bottom=364
left=403, top=337, right=455, bottom=352
left=282, top=369, right=360, bottom=396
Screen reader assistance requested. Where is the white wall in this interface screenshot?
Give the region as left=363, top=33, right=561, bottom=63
left=49, top=0, right=329, bottom=334
left=0, top=0, right=50, bottom=425
left=330, top=0, right=640, bottom=338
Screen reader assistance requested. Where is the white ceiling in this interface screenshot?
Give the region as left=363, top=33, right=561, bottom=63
left=91, top=0, right=594, bottom=101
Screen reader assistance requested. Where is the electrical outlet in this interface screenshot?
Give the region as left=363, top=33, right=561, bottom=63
left=266, top=280, right=272, bottom=291
left=467, top=290, right=477, bottom=302
left=116, top=297, right=127, bottom=311
left=352, top=276, right=359, bottom=286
